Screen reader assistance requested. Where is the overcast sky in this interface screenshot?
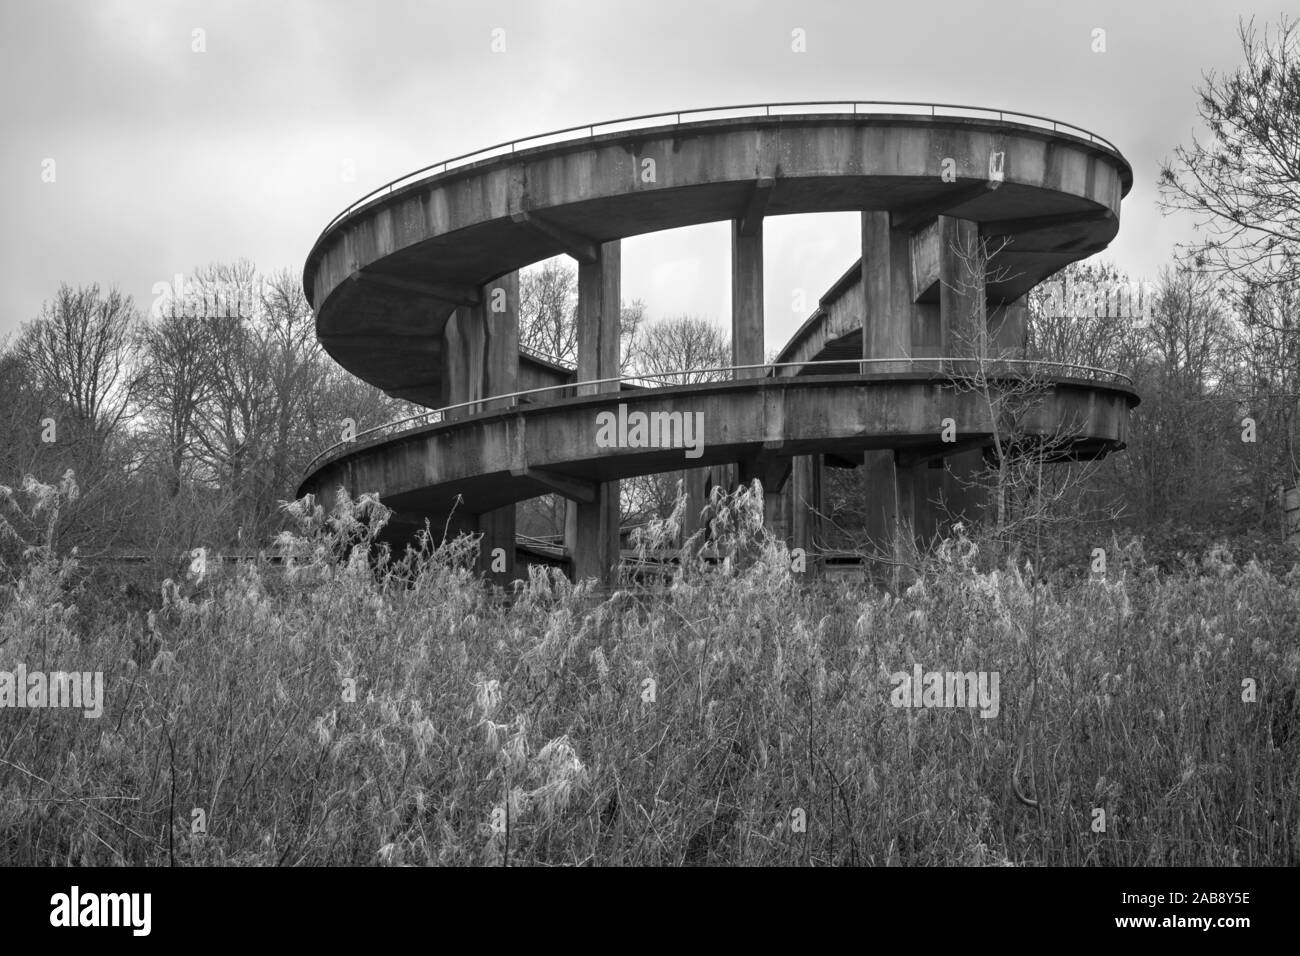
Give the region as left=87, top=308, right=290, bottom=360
left=1, top=0, right=1291, bottom=350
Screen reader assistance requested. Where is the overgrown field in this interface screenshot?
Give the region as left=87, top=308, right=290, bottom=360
left=1, top=486, right=1297, bottom=866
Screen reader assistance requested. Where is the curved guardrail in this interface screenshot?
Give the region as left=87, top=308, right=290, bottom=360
left=302, top=357, right=1134, bottom=477
left=312, top=101, right=1124, bottom=243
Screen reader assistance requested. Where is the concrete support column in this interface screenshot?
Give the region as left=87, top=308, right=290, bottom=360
left=861, top=210, right=914, bottom=556
left=731, top=219, right=765, bottom=378
left=936, top=218, right=990, bottom=539
left=790, top=454, right=822, bottom=577
left=893, top=452, right=918, bottom=569
left=442, top=308, right=483, bottom=419
left=680, top=466, right=709, bottom=544
left=476, top=273, right=519, bottom=580
left=567, top=241, right=621, bottom=585
left=483, top=272, right=520, bottom=411
left=860, top=451, right=899, bottom=556
left=442, top=274, right=521, bottom=581
left=732, top=219, right=768, bottom=495
left=861, top=211, right=913, bottom=371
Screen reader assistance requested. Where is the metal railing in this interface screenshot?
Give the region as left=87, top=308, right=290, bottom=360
left=312, top=101, right=1123, bottom=241
left=302, top=357, right=1132, bottom=477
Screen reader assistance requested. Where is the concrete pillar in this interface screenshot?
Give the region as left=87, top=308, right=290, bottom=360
left=441, top=274, right=521, bottom=582
left=680, top=466, right=709, bottom=544
left=936, top=216, right=990, bottom=537
left=442, top=308, right=482, bottom=418
left=790, top=454, right=822, bottom=577
left=476, top=274, right=519, bottom=580
left=861, top=211, right=912, bottom=372
left=860, top=451, right=899, bottom=556
left=732, top=219, right=768, bottom=494
left=476, top=507, right=516, bottom=580
left=894, top=450, right=925, bottom=564
left=912, top=461, right=944, bottom=545
left=483, top=272, right=520, bottom=411
left=567, top=241, right=621, bottom=585
left=861, top=210, right=913, bottom=558
left=731, top=220, right=764, bottom=378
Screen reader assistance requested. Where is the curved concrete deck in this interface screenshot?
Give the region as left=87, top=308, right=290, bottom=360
left=305, top=112, right=1131, bottom=406
left=304, top=372, right=1136, bottom=516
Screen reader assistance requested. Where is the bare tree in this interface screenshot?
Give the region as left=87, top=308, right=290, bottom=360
left=1027, top=259, right=1147, bottom=372
left=14, top=283, right=138, bottom=442
left=942, top=235, right=1117, bottom=559
left=518, top=256, right=647, bottom=371
left=1225, top=278, right=1300, bottom=526
left=136, top=310, right=216, bottom=496
left=618, top=315, right=731, bottom=526
left=1158, top=15, right=1300, bottom=289
left=519, top=258, right=578, bottom=363
left=628, top=314, right=730, bottom=382
left=4, top=285, right=149, bottom=557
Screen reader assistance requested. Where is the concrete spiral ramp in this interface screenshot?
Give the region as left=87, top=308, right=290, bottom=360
left=298, top=104, right=1139, bottom=581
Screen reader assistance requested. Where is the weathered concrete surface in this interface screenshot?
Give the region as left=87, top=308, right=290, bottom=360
left=305, top=114, right=1131, bottom=408
left=441, top=273, right=520, bottom=579
left=568, top=240, right=621, bottom=582
left=301, top=111, right=1137, bottom=577
left=731, top=218, right=765, bottom=376
left=298, top=374, right=1136, bottom=530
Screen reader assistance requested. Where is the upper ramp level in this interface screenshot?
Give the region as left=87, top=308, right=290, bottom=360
left=303, top=102, right=1133, bottom=407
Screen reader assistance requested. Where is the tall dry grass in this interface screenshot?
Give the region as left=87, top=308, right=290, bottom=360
left=0, top=477, right=1297, bottom=865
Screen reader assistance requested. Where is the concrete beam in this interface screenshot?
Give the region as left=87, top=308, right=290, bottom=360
left=510, top=211, right=600, bottom=264
left=896, top=437, right=987, bottom=467
left=981, top=208, right=1115, bottom=239
left=737, top=178, right=775, bottom=237
left=516, top=466, right=599, bottom=503
left=889, top=181, right=990, bottom=233
left=909, top=219, right=941, bottom=303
